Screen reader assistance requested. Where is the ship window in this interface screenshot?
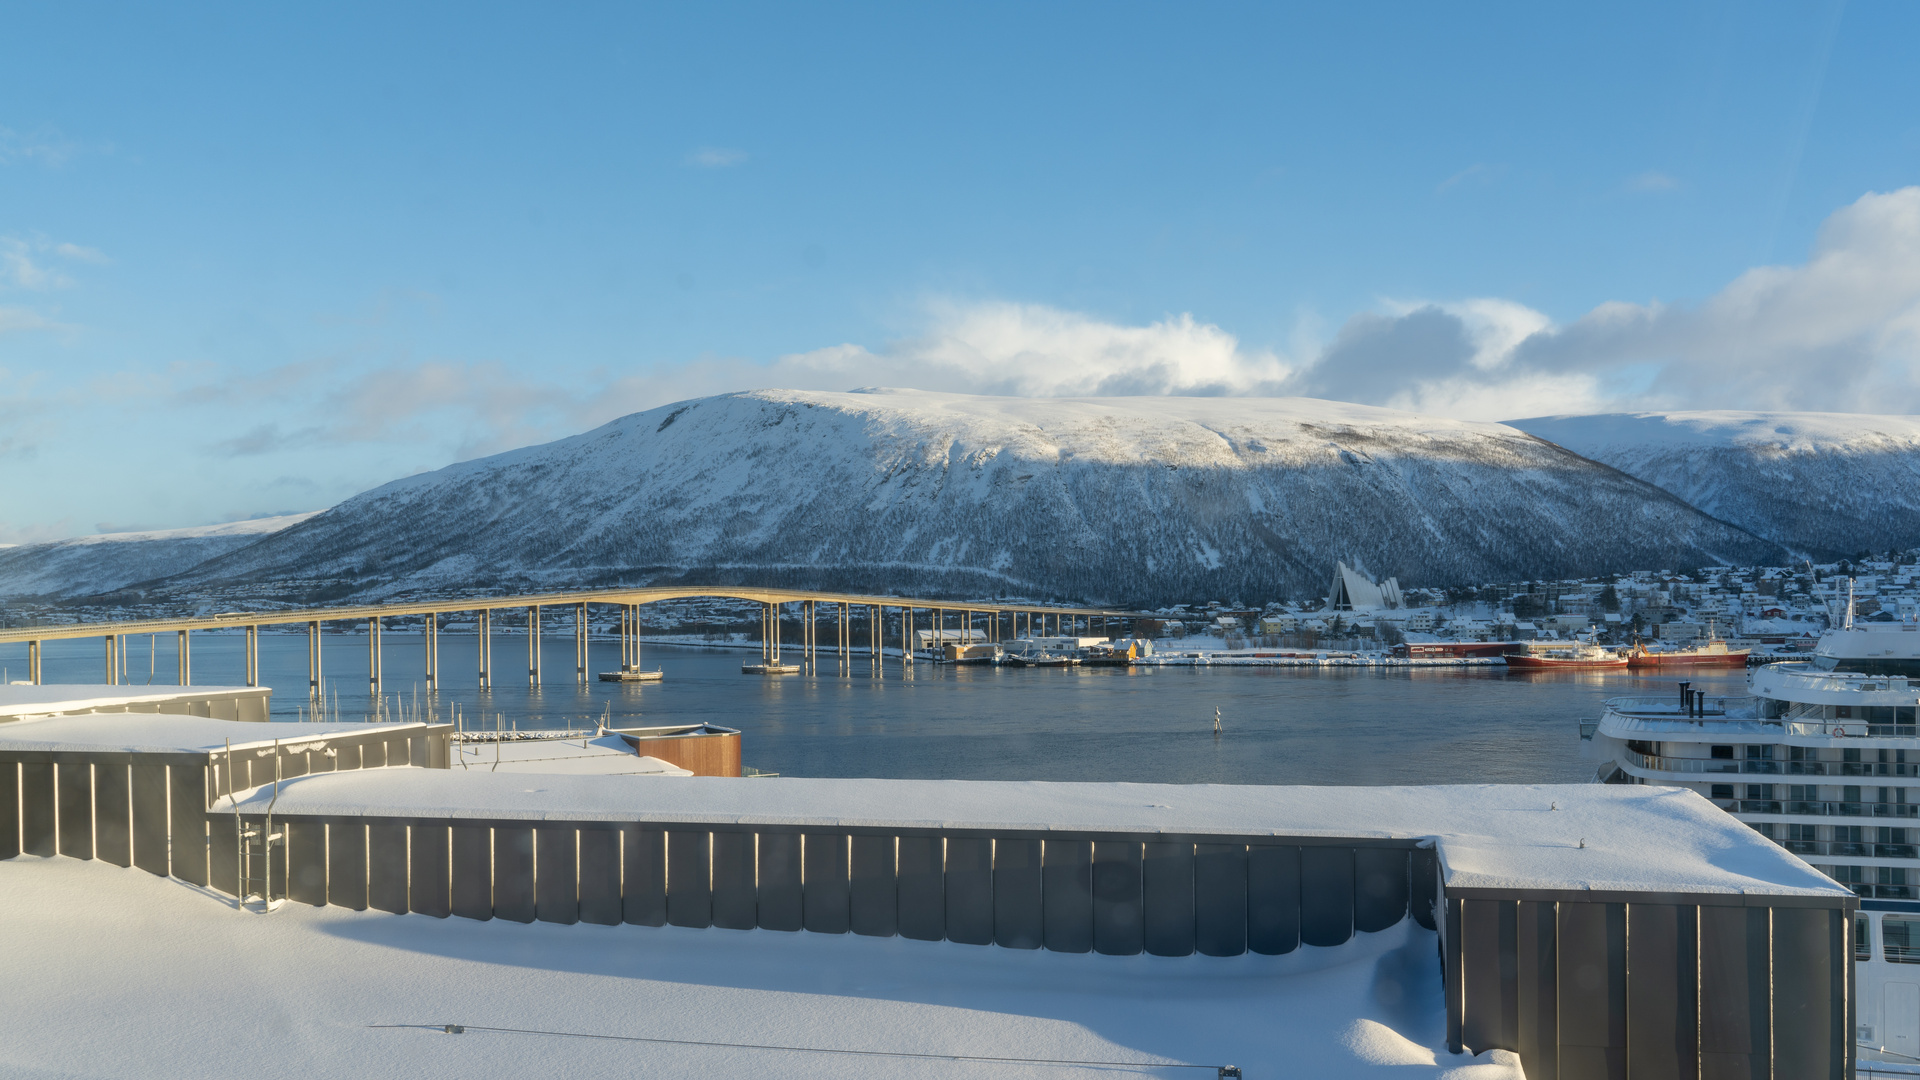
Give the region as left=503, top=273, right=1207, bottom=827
left=1858, top=915, right=1873, bottom=961
left=1846, top=749, right=1863, bottom=764
left=1745, top=784, right=1773, bottom=800
left=1711, top=784, right=1735, bottom=800
left=1837, top=826, right=1864, bottom=843
left=1887, top=917, right=1920, bottom=963
left=1836, top=706, right=1854, bottom=719
left=1745, top=745, right=1776, bottom=760
left=1789, top=746, right=1807, bottom=761
left=1788, top=823, right=1818, bottom=841
left=1902, top=708, right=1917, bottom=724
left=1788, top=785, right=1816, bottom=801
left=1846, top=786, right=1863, bottom=803
left=1711, top=746, right=1734, bottom=759
left=1870, top=707, right=1897, bottom=722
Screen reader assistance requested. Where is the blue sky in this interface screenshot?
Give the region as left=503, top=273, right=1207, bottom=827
left=3, top=1, right=1918, bottom=540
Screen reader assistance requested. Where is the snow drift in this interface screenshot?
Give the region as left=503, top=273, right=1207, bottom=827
left=1510, top=411, right=1920, bottom=557
left=154, top=389, right=1780, bottom=607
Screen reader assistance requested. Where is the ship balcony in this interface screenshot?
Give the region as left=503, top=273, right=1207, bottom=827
left=1712, top=798, right=1920, bottom=818
left=1781, top=840, right=1920, bottom=860
left=1621, top=749, right=1920, bottom=778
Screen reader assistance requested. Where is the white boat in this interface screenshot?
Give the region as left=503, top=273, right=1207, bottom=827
left=1589, top=613, right=1920, bottom=1065
left=742, top=659, right=802, bottom=675
left=597, top=666, right=664, bottom=682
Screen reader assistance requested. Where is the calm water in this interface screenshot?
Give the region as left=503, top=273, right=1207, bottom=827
left=3, top=632, right=1751, bottom=786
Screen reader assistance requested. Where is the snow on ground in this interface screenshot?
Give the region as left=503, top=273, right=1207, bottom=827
left=0, top=856, right=1518, bottom=1080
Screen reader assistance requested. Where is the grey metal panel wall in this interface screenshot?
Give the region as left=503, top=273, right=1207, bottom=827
left=1142, top=840, right=1195, bottom=957
left=328, top=820, right=369, bottom=911
left=897, top=836, right=944, bottom=942
left=1627, top=904, right=1697, bottom=1080
left=992, top=838, right=1042, bottom=950
left=55, top=763, right=92, bottom=859
left=1041, top=839, right=1092, bottom=953
left=757, top=832, right=803, bottom=932
left=1773, top=907, right=1843, bottom=1080
left=410, top=823, right=451, bottom=918
left=1461, top=899, right=1518, bottom=1056
left=803, top=832, right=850, bottom=934
left=711, top=830, right=757, bottom=930
left=1356, top=847, right=1409, bottom=933
left=1557, top=901, right=1627, bottom=1080
left=0, top=763, right=16, bottom=860
left=130, top=764, right=167, bottom=876
left=1092, top=840, right=1142, bottom=956
left=19, top=762, right=53, bottom=857
left=535, top=826, right=578, bottom=925
left=287, top=820, right=327, bottom=906
left=208, top=812, right=239, bottom=896
left=849, top=834, right=896, bottom=938
left=1194, top=843, right=1247, bottom=957
left=367, top=824, right=409, bottom=914
left=493, top=826, right=535, bottom=923
left=1411, top=847, right=1439, bottom=931
left=946, top=837, right=993, bottom=945
left=1699, top=904, right=1768, bottom=1080
left=667, top=829, right=711, bottom=929
left=578, top=828, right=621, bottom=927
left=169, top=765, right=208, bottom=886
left=1517, top=900, right=1559, bottom=1080
left=94, top=764, right=131, bottom=867
left=451, top=824, right=492, bottom=920
left=1300, top=847, right=1354, bottom=948
left=1248, top=845, right=1300, bottom=955
left=622, top=826, right=666, bottom=927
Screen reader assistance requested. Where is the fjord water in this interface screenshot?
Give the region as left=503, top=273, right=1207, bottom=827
left=9, top=632, right=1751, bottom=786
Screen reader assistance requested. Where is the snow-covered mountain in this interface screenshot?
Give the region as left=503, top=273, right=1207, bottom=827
left=1509, top=411, right=1920, bottom=557
left=0, top=513, right=319, bottom=600
left=154, top=390, right=1780, bottom=607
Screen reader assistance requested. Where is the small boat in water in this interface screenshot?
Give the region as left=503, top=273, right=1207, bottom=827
left=742, top=659, right=802, bottom=675
left=1005, top=654, right=1080, bottom=667
left=598, top=666, right=664, bottom=682
left=1504, top=641, right=1628, bottom=670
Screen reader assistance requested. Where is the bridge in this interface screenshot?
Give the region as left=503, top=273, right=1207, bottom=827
left=0, top=586, right=1147, bottom=695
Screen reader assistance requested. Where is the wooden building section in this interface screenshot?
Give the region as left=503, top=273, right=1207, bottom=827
left=612, top=724, right=740, bottom=777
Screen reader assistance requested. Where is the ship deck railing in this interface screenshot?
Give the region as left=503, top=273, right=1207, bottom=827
left=1782, top=840, right=1920, bottom=860
left=1713, top=798, right=1920, bottom=818
left=1623, top=749, right=1920, bottom=777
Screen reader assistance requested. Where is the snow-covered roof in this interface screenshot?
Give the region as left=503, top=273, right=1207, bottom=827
left=229, top=775, right=1843, bottom=900
left=0, top=712, right=425, bottom=754
left=451, top=734, right=693, bottom=777
left=0, top=684, right=269, bottom=722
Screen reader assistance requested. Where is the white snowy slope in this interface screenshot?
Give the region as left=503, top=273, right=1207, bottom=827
left=161, top=390, right=1781, bottom=607
left=0, top=512, right=318, bottom=599
left=1511, top=411, right=1920, bottom=556
left=0, top=857, right=1519, bottom=1080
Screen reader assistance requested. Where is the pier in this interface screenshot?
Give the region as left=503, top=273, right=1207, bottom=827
left=0, top=587, right=1143, bottom=699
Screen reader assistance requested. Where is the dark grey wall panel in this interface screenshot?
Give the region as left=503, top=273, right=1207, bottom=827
left=1143, top=841, right=1195, bottom=957
left=1093, top=841, right=1143, bottom=956
left=169, top=766, right=208, bottom=886
left=711, top=830, right=757, bottom=930
left=1194, top=843, right=1248, bottom=957
left=803, top=832, right=851, bottom=935
left=849, top=834, right=897, bottom=938
left=757, top=832, right=803, bottom=932
left=992, top=838, right=1043, bottom=950
left=1773, top=907, right=1842, bottom=1080
left=1627, top=904, right=1697, bottom=1080
left=207, top=811, right=239, bottom=897
left=494, top=826, right=536, bottom=923
left=287, top=819, right=327, bottom=906
left=410, top=823, right=451, bottom=918
left=19, top=762, right=53, bottom=858
left=1461, top=899, right=1518, bottom=1056
left=578, top=828, right=621, bottom=927
left=1411, top=847, right=1439, bottom=930
left=1517, top=900, right=1558, bottom=1080
left=130, top=764, right=167, bottom=875
left=622, top=826, right=666, bottom=927
left=667, top=829, right=712, bottom=929
left=1356, top=847, right=1409, bottom=933
left=451, top=825, right=492, bottom=920
left=1248, top=845, right=1300, bottom=955
left=1300, top=847, right=1354, bottom=948
left=0, top=763, right=16, bottom=860
left=328, top=820, right=368, bottom=911
left=946, top=837, right=993, bottom=945
left=1042, top=839, right=1092, bottom=953
left=368, top=824, right=409, bottom=914
left=1557, top=901, right=1626, bottom=1080
left=535, top=826, right=578, bottom=925
left=897, top=836, right=945, bottom=942
left=1699, top=905, right=1768, bottom=1080
left=94, top=764, right=131, bottom=868
left=56, top=763, right=93, bottom=859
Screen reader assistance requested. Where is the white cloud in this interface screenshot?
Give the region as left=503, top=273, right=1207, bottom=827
left=0, top=126, right=80, bottom=167
left=686, top=146, right=748, bottom=168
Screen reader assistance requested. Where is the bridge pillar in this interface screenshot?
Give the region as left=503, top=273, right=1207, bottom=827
left=368, top=617, right=382, bottom=696
left=575, top=603, right=587, bottom=684
left=478, top=610, right=492, bottom=690
left=176, top=630, right=190, bottom=685
left=528, top=605, right=541, bottom=688
left=307, top=621, right=322, bottom=700
left=244, top=625, right=258, bottom=688
left=27, top=639, right=40, bottom=685
left=423, top=613, right=438, bottom=691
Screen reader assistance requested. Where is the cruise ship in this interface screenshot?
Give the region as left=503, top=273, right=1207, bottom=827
left=1591, top=615, right=1920, bottom=1068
